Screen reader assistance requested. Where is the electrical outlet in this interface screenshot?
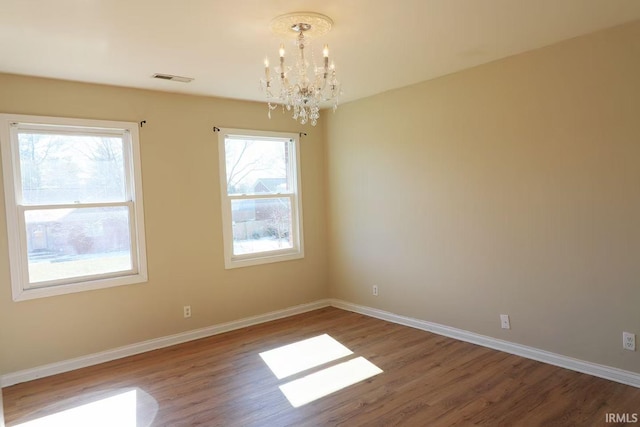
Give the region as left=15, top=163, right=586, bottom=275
left=372, top=285, right=378, bottom=296
left=183, top=305, right=192, bottom=318
left=500, top=314, right=510, bottom=329
left=623, top=332, right=635, bottom=351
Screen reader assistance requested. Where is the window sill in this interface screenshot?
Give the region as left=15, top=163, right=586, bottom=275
left=12, top=273, right=148, bottom=301
left=225, top=251, right=304, bottom=269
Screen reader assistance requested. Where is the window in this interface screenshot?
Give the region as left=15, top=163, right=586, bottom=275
left=218, top=128, right=304, bottom=268
left=0, top=114, right=147, bottom=301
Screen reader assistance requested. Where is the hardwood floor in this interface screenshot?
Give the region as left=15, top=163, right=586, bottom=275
left=3, top=307, right=640, bottom=426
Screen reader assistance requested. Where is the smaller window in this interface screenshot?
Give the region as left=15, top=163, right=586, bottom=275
left=218, top=129, right=304, bottom=268
left=0, top=114, right=148, bottom=300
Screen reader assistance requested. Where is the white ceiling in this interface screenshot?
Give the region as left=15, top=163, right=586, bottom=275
left=2, top=0, right=640, bottom=105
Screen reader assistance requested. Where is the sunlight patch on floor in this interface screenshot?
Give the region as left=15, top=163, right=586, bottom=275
left=14, top=389, right=147, bottom=427
left=259, top=334, right=383, bottom=407
left=259, top=333, right=353, bottom=379
left=279, top=356, right=383, bottom=408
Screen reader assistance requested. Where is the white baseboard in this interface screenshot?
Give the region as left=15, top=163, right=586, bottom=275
left=0, top=299, right=331, bottom=388
left=330, top=299, right=640, bottom=388
left=2, top=298, right=639, bottom=390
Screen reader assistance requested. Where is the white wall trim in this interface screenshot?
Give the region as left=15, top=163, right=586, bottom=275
left=330, top=299, right=640, bottom=388
left=2, top=298, right=639, bottom=390
left=0, top=299, right=331, bottom=388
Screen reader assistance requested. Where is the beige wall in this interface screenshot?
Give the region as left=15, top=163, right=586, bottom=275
left=0, top=75, right=328, bottom=375
left=326, top=20, right=640, bottom=372
left=1, top=19, right=639, bottom=381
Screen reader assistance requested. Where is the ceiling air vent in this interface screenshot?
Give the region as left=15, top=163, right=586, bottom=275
left=152, top=73, right=194, bottom=83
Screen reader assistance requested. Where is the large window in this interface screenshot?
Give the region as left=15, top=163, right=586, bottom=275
left=218, top=129, right=304, bottom=268
left=0, top=114, right=147, bottom=301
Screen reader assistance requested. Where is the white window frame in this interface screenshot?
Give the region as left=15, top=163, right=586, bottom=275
left=218, top=128, right=304, bottom=269
left=0, top=114, right=148, bottom=301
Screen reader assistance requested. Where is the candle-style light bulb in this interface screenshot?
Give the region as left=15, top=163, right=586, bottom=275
left=278, top=44, right=286, bottom=80
left=264, top=57, right=270, bottom=81
left=322, top=44, right=330, bottom=77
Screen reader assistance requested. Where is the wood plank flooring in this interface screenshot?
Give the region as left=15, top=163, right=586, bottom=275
left=3, top=307, right=640, bottom=426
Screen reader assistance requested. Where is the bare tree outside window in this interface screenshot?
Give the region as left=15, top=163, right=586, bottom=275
left=17, top=132, right=132, bottom=283
left=1, top=114, right=147, bottom=300
left=220, top=132, right=302, bottom=267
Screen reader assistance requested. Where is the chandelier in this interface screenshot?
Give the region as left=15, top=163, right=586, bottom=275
left=260, top=12, right=341, bottom=126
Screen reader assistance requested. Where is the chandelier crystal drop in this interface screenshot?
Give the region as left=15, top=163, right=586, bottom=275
left=260, top=13, right=341, bottom=126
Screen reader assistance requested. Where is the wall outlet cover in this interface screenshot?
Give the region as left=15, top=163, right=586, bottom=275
left=500, top=314, right=510, bottom=330
left=623, top=332, right=635, bottom=351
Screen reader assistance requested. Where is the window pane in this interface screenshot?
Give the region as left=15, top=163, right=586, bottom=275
left=18, top=132, right=126, bottom=204
left=225, top=137, right=290, bottom=195
left=231, top=197, right=292, bottom=255
left=25, top=206, right=133, bottom=284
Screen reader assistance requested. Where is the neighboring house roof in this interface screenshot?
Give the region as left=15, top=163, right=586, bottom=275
left=253, top=178, right=287, bottom=193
